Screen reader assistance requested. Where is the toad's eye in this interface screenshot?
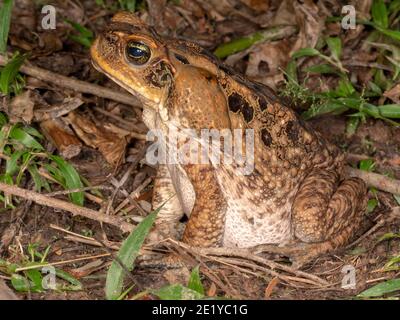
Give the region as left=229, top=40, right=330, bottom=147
left=126, top=41, right=151, bottom=65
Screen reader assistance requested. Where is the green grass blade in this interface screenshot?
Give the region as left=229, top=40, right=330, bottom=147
left=358, top=278, right=400, bottom=298
left=0, top=0, right=13, bottom=53
left=49, top=155, right=84, bottom=206
left=9, top=126, right=44, bottom=150
left=105, top=208, right=159, bottom=300
left=65, top=19, right=93, bottom=38
left=25, top=268, right=44, bottom=292
left=291, top=48, right=320, bottom=59
left=0, top=112, right=7, bottom=127
left=10, top=274, right=31, bottom=292
left=119, top=0, right=137, bottom=12
left=371, top=0, right=389, bottom=28
left=359, top=159, right=375, bottom=172
left=27, top=164, right=42, bottom=191
left=55, top=268, right=83, bottom=290
left=377, top=104, right=400, bottom=118
left=214, top=26, right=297, bottom=59
left=301, top=100, right=348, bottom=120
left=375, top=25, right=400, bottom=41
left=326, top=37, right=342, bottom=60
left=65, top=20, right=94, bottom=48
left=377, top=232, right=400, bottom=243
left=22, top=126, right=43, bottom=139
left=346, top=116, right=360, bottom=137
left=304, top=64, right=337, bottom=74
left=69, top=35, right=93, bottom=48
left=214, top=32, right=263, bottom=59
left=151, top=284, right=204, bottom=300
left=0, top=53, right=26, bottom=95
left=187, top=266, right=205, bottom=295
left=5, top=150, right=25, bottom=176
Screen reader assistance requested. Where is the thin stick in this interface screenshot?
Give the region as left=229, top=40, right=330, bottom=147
left=45, top=185, right=112, bottom=196
left=0, top=182, right=134, bottom=233
left=114, top=177, right=152, bottom=214
left=15, top=253, right=111, bottom=272
left=168, top=239, right=329, bottom=286
left=49, top=224, right=120, bottom=250
left=346, top=208, right=400, bottom=248
left=346, top=166, right=400, bottom=195
left=0, top=55, right=140, bottom=108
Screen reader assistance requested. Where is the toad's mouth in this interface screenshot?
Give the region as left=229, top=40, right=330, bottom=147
left=90, top=57, right=160, bottom=111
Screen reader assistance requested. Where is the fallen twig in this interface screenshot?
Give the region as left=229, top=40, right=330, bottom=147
left=168, top=239, right=330, bottom=287
left=0, top=182, right=134, bottom=233
left=14, top=253, right=111, bottom=272
left=346, top=166, right=400, bottom=195
left=0, top=55, right=140, bottom=108
left=347, top=207, right=400, bottom=248
left=50, top=224, right=120, bottom=250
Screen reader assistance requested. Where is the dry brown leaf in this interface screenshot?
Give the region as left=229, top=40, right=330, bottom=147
left=287, top=0, right=324, bottom=55
left=68, top=259, right=105, bottom=279
left=207, top=282, right=217, bottom=297
left=36, top=32, right=64, bottom=56
left=384, top=84, right=400, bottom=104
left=163, top=266, right=191, bottom=286
left=240, top=0, right=270, bottom=12
left=34, top=97, right=84, bottom=121
left=66, top=112, right=127, bottom=167
left=7, top=90, right=34, bottom=124
left=264, top=277, right=279, bottom=299
left=39, top=118, right=82, bottom=159
left=271, top=0, right=295, bottom=26
left=246, top=39, right=291, bottom=89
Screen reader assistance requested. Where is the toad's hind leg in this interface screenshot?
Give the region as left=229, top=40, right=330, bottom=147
left=288, top=168, right=367, bottom=266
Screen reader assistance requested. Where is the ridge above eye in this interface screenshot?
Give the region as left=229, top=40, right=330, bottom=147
left=126, top=41, right=151, bottom=65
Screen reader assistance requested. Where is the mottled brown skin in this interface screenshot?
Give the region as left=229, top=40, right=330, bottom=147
left=91, top=12, right=368, bottom=266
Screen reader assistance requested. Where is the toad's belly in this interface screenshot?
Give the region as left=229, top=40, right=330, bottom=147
left=222, top=199, right=293, bottom=248
left=217, top=167, right=296, bottom=248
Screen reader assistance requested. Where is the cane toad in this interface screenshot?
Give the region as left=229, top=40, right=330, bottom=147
left=91, top=12, right=367, bottom=265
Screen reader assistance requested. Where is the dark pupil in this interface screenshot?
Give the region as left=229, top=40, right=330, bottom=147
left=128, top=46, right=144, bottom=58
left=126, top=42, right=150, bottom=65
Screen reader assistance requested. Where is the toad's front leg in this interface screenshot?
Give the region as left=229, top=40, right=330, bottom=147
left=182, top=164, right=228, bottom=247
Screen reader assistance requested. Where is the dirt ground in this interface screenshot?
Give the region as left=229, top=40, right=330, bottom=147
left=0, top=0, right=400, bottom=300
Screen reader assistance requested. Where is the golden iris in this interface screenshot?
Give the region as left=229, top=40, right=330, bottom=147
left=126, top=41, right=151, bottom=65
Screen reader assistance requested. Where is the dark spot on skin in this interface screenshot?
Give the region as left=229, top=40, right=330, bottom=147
left=258, top=95, right=269, bottom=111
left=228, top=93, right=243, bottom=113
left=174, top=53, right=190, bottom=64
left=248, top=217, right=254, bottom=225
left=285, top=120, right=299, bottom=143
left=228, top=93, right=254, bottom=122
left=242, top=105, right=254, bottom=122
left=145, top=61, right=172, bottom=88
left=261, top=128, right=272, bottom=147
